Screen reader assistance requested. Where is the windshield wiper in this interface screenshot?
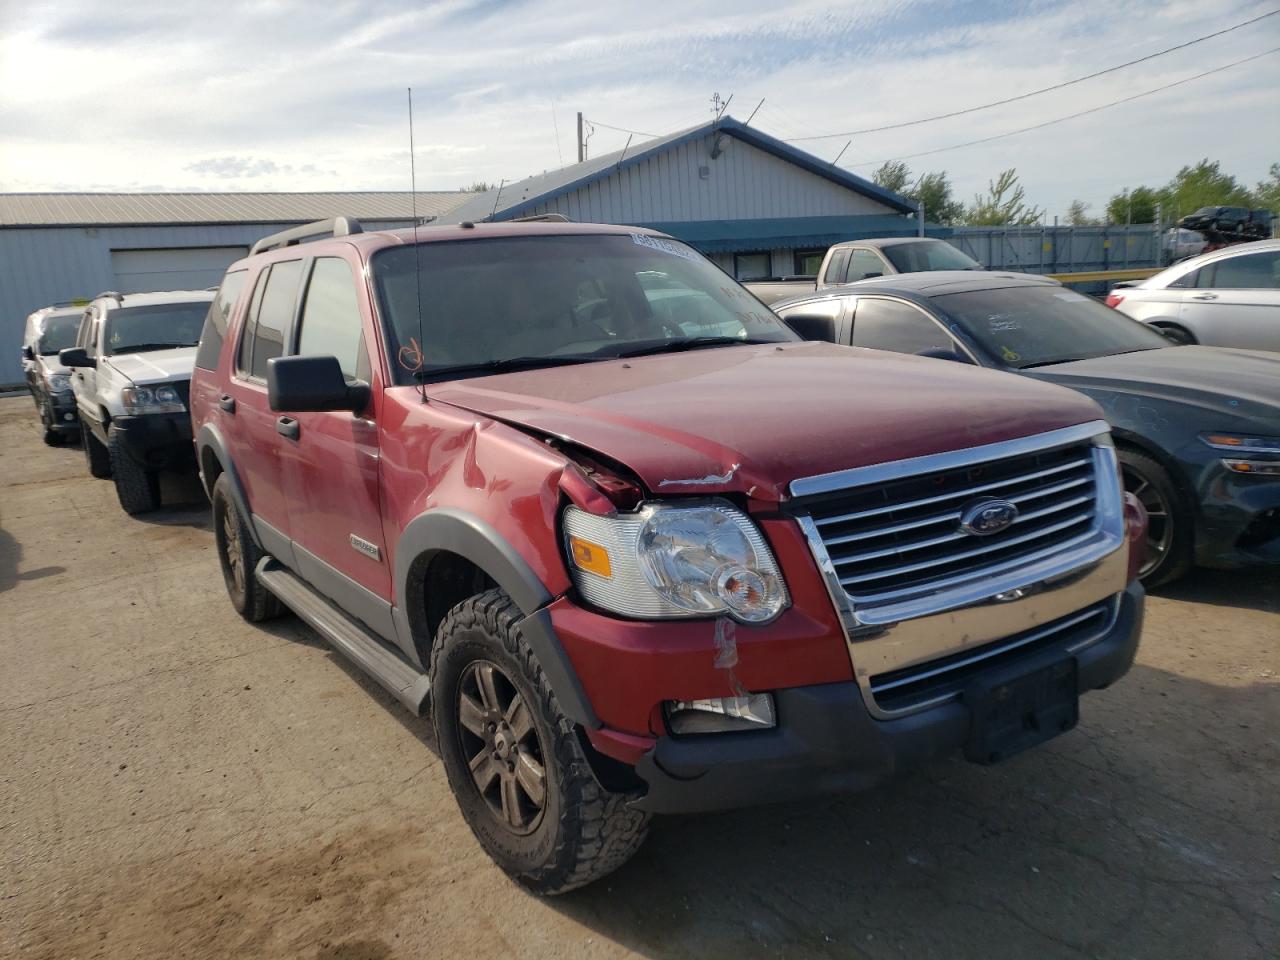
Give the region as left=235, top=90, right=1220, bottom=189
left=113, top=342, right=196, bottom=354
left=415, top=354, right=603, bottom=381
left=610, top=336, right=772, bottom=359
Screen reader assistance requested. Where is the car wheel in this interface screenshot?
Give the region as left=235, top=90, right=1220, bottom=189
left=1118, top=447, right=1192, bottom=587
left=211, top=474, right=284, bottom=621
left=431, top=589, right=649, bottom=895
left=107, top=424, right=161, bottom=514
left=83, top=428, right=112, bottom=479
left=1154, top=323, right=1197, bottom=346
left=40, top=404, right=61, bottom=446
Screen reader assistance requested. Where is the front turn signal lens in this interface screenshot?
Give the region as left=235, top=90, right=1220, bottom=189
left=568, top=535, right=612, bottom=578
left=1223, top=459, right=1280, bottom=476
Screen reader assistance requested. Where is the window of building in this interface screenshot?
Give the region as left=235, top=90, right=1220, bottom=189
left=793, top=249, right=825, bottom=277
left=733, top=252, right=772, bottom=280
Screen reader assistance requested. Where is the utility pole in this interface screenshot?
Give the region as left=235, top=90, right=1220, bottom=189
left=576, top=112, right=584, bottom=163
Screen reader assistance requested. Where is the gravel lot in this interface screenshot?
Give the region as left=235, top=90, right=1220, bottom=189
left=1, top=394, right=1277, bottom=960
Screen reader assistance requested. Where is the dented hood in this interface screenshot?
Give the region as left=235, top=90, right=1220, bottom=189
left=431, top=342, right=1104, bottom=501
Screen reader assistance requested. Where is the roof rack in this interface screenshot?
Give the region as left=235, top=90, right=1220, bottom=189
left=512, top=213, right=571, bottom=223
left=250, top=217, right=364, bottom=256
left=92, top=291, right=124, bottom=302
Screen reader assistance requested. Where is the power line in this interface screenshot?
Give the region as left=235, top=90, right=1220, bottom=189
left=584, top=119, right=659, bottom=139
left=845, top=47, right=1279, bottom=168
left=789, top=7, right=1279, bottom=141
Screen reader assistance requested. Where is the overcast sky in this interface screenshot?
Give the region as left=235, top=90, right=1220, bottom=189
left=2, top=0, right=1277, bottom=219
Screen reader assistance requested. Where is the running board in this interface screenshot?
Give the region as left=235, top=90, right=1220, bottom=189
left=255, top=559, right=431, bottom=716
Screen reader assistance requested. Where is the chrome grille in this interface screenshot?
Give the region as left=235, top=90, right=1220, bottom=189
left=869, top=599, right=1116, bottom=713
left=805, top=440, right=1098, bottom=607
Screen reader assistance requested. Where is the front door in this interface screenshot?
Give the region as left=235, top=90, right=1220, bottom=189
left=1178, top=249, right=1280, bottom=351
left=275, top=255, right=392, bottom=635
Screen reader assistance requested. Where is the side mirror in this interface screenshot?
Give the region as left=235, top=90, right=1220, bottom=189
left=21, top=345, right=35, bottom=361
left=917, top=347, right=973, bottom=364
left=60, top=347, right=95, bottom=368
left=267, top=355, right=370, bottom=413
left=780, top=313, right=837, bottom=343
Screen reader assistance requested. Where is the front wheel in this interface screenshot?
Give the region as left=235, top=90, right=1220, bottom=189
left=83, top=427, right=112, bottom=479
left=108, top=424, right=160, bottom=514
left=431, top=589, right=649, bottom=894
left=1119, top=447, right=1192, bottom=587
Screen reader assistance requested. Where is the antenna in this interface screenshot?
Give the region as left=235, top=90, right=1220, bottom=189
left=407, top=87, right=427, bottom=402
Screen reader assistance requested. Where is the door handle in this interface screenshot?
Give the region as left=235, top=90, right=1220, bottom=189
left=1190, top=293, right=1217, bottom=300
left=218, top=394, right=236, bottom=413
left=276, top=416, right=299, bottom=440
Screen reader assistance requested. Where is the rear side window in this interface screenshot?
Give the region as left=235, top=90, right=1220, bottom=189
left=237, top=260, right=302, bottom=380
left=195, top=270, right=247, bottom=371
left=297, top=258, right=367, bottom=380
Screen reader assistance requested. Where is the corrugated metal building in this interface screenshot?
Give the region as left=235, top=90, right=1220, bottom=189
left=444, top=116, right=916, bottom=278
left=0, top=191, right=474, bottom=384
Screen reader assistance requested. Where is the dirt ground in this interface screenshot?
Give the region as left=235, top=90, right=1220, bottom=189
left=1, top=394, right=1276, bottom=960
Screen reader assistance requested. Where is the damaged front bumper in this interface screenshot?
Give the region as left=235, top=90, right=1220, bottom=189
left=629, top=581, right=1143, bottom=814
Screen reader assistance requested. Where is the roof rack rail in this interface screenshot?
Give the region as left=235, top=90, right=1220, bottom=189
left=250, top=217, right=364, bottom=256
left=92, top=291, right=124, bottom=302
left=512, top=213, right=571, bottom=223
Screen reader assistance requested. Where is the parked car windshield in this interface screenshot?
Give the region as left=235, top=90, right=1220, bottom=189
left=372, top=233, right=796, bottom=383
left=881, top=241, right=980, bottom=273
left=37, top=314, right=81, bottom=355
left=933, top=285, right=1171, bottom=368
left=103, top=302, right=209, bottom=355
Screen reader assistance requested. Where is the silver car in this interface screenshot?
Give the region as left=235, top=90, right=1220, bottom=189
left=1107, top=239, right=1280, bottom=351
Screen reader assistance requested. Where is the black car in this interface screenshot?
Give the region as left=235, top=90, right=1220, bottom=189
left=1178, top=206, right=1251, bottom=236
left=773, top=271, right=1280, bottom=586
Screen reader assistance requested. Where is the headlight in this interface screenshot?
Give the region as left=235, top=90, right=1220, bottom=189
left=121, top=384, right=186, bottom=415
left=46, top=373, right=72, bottom=393
left=563, top=500, right=789, bottom=624
left=1200, top=433, right=1280, bottom=454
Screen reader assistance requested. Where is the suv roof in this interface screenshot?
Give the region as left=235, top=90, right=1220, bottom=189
left=91, top=290, right=214, bottom=309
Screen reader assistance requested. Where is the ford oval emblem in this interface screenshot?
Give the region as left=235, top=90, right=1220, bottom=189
left=959, top=498, right=1019, bottom=536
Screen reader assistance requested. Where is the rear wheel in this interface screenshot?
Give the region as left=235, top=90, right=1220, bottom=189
left=1154, top=323, right=1196, bottom=346
left=1119, top=447, right=1192, bottom=587
left=431, top=589, right=649, bottom=894
left=108, top=424, right=160, bottom=514
left=83, top=428, right=112, bottom=479
left=212, top=474, right=283, bottom=621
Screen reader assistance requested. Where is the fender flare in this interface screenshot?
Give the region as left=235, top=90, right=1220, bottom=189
left=195, top=423, right=262, bottom=550
left=394, top=508, right=599, bottom=729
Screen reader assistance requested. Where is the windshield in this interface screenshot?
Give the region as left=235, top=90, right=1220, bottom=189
left=934, top=286, right=1171, bottom=368
left=372, top=234, right=795, bottom=383
left=103, top=302, right=208, bottom=355
left=38, top=314, right=81, bottom=355
left=882, top=241, right=980, bottom=273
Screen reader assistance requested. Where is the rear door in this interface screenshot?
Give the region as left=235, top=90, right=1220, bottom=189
left=224, top=258, right=305, bottom=560
left=1177, top=249, right=1280, bottom=350
left=276, top=254, right=392, bottom=631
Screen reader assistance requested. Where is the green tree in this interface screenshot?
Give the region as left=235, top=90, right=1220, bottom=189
left=462, top=181, right=492, bottom=192
left=1250, top=162, right=1280, bottom=213
left=872, top=160, right=911, bottom=194
left=913, top=171, right=965, bottom=225
left=1067, top=199, right=1100, bottom=226
left=963, top=169, right=1043, bottom=226
left=1161, top=159, right=1251, bottom=218
left=1106, top=186, right=1159, bottom=225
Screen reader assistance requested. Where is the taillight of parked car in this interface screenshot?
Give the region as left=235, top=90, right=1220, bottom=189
left=1104, top=292, right=1125, bottom=308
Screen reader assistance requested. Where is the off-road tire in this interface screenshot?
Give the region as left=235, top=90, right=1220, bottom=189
left=431, top=589, right=649, bottom=895
left=1119, top=446, right=1193, bottom=588
left=211, top=474, right=284, bottom=622
left=83, top=428, right=112, bottom=479
left=107, top=424, right=161, bottom=514
left=40, top=405, right=61, bottom=446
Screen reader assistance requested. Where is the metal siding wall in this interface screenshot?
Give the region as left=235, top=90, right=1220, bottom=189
left=552, top=137, right=894, bottom=224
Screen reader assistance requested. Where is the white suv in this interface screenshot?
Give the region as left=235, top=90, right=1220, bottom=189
left=1107, top=239, right=1280, bottom=352
left=60, top=290, right=214, bottom=514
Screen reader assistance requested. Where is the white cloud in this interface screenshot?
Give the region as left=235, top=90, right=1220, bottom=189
left=0, top=0, right=1276, bottom=217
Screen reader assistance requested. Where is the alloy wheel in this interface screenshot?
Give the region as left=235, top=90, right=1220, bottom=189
left=222, top=506, right=245, bottom=596
left=456, top=660, right=548, bottom=835
left=1122, top=464, right=1173, bottom=579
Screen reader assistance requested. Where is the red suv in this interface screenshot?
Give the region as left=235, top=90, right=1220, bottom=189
left=191, top=218, right=1148, bottom=893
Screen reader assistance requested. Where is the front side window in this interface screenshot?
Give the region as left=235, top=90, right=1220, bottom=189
left=1200, top=251, right=1280, bottom=290
left=935, top=286, right=1169, bottom=368
left=297, top=258, right=365, bottom=379
left=845, top=249, right=887, bottom=283
left=195, top=270, right=247, bottom=371
left=850, top=298, right=955, bottom=354
left=372, top=234, right=795, bottom=385
left=102, top=302, right=209, bottom=355
left=823, top=248, right=850, bottom=284
left=38, top=315, right=80, bottom=355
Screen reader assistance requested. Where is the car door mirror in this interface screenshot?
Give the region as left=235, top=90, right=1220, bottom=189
left=22, top=345, right=35, bottom=361
left=780, top=313, right=837, bottom=343
left=917, top=347, right=973, bottom=364
left=267, top=355, right=370, bottom=413
left=59, top=347, right=95, bottom=368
